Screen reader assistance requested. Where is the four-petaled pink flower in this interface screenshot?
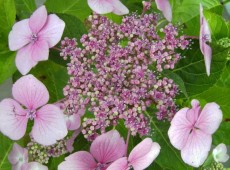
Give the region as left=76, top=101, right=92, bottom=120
left=58, top=130, right=126, bottom=170
left=199, top=4, right=212, bottom=76
left=107, top=138, right=161, bottom=170
left=168, top=99, right=222, bottom=167
left=87, top=0, right=129, bottom=15
left=8, top=143, right=48, bottom=170
left=0, top=75, right=67, bottom=145
left=155, top=0, right=172, bottom=22
left=8, top=5, right=65, bottom=75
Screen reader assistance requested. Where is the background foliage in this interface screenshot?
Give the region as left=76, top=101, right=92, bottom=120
left=0, top=0, right=229, bottom=169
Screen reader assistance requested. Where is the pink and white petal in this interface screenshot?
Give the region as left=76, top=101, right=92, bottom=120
left=8, top=143, right=28, bottom=165
left=12, top=74, right=49, bottom=110
left=58, top=151, right=97, bottom=170
left=32, top=104, right=67, bottom=145
left=202, top=41, right=212, bottom=76
left=66, top=129, right=81, bottom=153
left=0, top=99, right=27, bottom=140
left=168, top=108, right=192, bottom=150
left=29, top=5, right=47, bottom=33
left=106, top=157, right=128, bottom=170
left=31, top=40, right=49, bottom=62
left=196, top=102, right=222, bottom=135
left=181, top=130, right=212, bottom=168
left=65, top=114, right=81, bottom=130
left=90, top=130, right=126, bottom=163
left=129, top=138, right=160, bottom=170
left=8, top=19, right=31, bottom=51
left=186, top=101, right=201, bottom=125
left=156, top=0, right=172, bottom=22
left=87, top=0, right=113, bottom=14
left=15, top=44, right=38, bottom=75
left=111, top=0, right=129, bottom=15
left=38, top=14, right=65, bottom=48
left=21, top=162, right=48, bottom=170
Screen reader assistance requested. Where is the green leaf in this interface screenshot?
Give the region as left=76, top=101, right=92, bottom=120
left=57, top=14, right=87, bottom=39
left=0, top=134, right=13, bottom=170
left=196, top=63, right=230, bottom=118
left=173, top=42, right=227, bottom=97
left=0, top=0, right=16, bottom=41
left=145, top=112, right=193, bottom=170
left=213, top=122, right=230, bottom=145
left=15, top=0, right=36, bottom=19
left=204, top=11, right=230, bottom=41
left=45, top=0, right=91, bottom=22
left=0, top=51, right=16, bottom=84
left=172, top=0, right=221, bottom=24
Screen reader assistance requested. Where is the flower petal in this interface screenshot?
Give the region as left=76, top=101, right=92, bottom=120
left=155, top=0, right=172, bottom=22
left=29, top=5, right=47, bottom=33
left=8, top=19, right=31, bottom=51
left=181, top=130, right=212, bottom=168
left=200, top=4, right=212, bottom=76
left=8, top=143, right=28, bottom=168
left=38, top=14, right=65, bottom=48
left=65, top=113, right=81, bottom=130
left=15, top=44, right=38, bottom=75
left=0, top=99, right=27, bottom=140
left=12, top=75, right=49, bottom=110
left=196, top=102, right=222, bottom=135
left=31, top=40, right=49, bottom=62
left=168, top=108, right=192, bottom=150
left=87, top=0, right=114, bottom=14
left=213, top=143, right=229, bottom=163
left=128, top=138, right=160, bottom=170
left=58, top=151, right=97, bottom=170
left=31, top=104, right=67, bottom=145
left=106, top=157, right=128, bottom=170
left=111, top=0, right=129, bottom=15
left=21, top=162, right=48, bottom=170
left=90, top=130, right=126, bottom=163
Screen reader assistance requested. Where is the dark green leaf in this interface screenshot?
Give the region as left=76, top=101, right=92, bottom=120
left=15, top=0, right=36, bottom=19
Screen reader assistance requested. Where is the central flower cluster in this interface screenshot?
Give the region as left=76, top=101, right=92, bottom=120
left=61, top=14, right=190, bottom=140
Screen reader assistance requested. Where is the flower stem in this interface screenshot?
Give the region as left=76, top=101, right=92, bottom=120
left=52, top=47, right=61, bottom=51
left=125, top=130, right=131, bottom=156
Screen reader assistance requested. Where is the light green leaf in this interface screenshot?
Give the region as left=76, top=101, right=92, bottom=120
left=45, top=0, right=91, bottom=21
left=0, top=51, right=16, bottom=84
left=0, top=0, right=16, bottom=41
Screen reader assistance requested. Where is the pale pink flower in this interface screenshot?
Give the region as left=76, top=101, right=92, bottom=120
left=168, top=99, right=223, bottom=167
left=0, top=75, right=67, bottom=145
left=8, top=143, right=28, bottom=170
left=8, top=5, right=65, bottom=75
left=200, top=4, right=212, bottom=76
left=58, top=130, right=126, bottom=170
left=55, top=101, right=84, bottom=130
left=155, top=0, right=172, bottom=22
left=107, top=138, right=161, bottom=170
left=213, top=143, right=229, bottom=163
left=8, top=143, right=48, bottom=170
left=87, top=0, right=129, bottom=15
left=21, top=162, right=48, bottom=170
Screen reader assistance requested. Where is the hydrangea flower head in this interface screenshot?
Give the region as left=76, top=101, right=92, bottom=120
left=168, top=99, right=223, bottom=167
left=0, top=75, right=67, bottom=145
left=8, top=5, right=65, bottom=75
